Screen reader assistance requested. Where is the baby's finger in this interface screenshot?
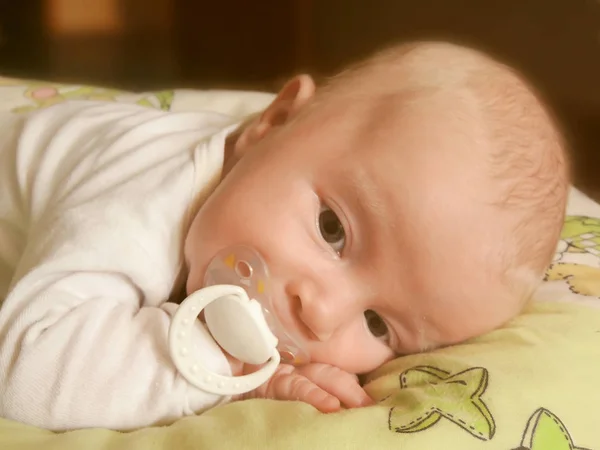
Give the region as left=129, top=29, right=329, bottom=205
left=271, top=372, right=341, bottom=413
left=298, top=365, right=374, bottom=409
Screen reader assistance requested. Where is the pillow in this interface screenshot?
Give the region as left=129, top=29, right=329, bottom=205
left=0, top=77, right=598, bottom=450
left=0, top=77, right=274, bottom=117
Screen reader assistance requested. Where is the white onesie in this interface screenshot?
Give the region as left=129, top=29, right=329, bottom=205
left=0, top=101, right=237, bottom=430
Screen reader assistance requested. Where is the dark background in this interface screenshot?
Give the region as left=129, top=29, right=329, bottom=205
left=1, top=0, right=599, bottom=197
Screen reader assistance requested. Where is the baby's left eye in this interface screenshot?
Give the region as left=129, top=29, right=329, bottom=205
left=318, top=205, right=346, bottom=254
left=364, top=310, right=390, bottom=342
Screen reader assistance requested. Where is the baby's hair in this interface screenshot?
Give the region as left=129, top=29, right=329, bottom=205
left=464, top=53, right=569, bottom=303
left=317, top=41, right=569, bottom=307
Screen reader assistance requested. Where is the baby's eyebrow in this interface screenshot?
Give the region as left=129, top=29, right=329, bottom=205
left=349, top=177, right=386, bottom=220
left=342, top=167, right=389, bottom=235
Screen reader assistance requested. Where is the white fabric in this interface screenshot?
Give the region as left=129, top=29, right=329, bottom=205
left=531, top=187, right=600, bottom=308
left=566, top=186, right=600, bottom=218
left=0, top=101, right=236, bottom=431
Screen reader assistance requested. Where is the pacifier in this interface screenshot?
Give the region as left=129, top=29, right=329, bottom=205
left=168, top=245, right=310, bottom=396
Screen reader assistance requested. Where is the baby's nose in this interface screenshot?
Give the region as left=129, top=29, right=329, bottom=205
left=298, top=297, right=336, bottom=342
left=305, top=319, right=334, bottom=342
left=291, top=284, right=359, bottom=343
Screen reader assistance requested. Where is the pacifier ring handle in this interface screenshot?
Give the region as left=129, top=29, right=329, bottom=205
left=169, top=285, right=280, bottom=396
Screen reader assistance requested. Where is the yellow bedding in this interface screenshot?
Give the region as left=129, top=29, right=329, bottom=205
left=0, top=78, right=599, bottom=450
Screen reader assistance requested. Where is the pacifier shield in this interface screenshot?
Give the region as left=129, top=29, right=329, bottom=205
left=204, top=245, right=310, bottom=365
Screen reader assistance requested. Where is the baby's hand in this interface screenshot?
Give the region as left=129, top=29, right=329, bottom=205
left=244, top=363, right=374, bottom=413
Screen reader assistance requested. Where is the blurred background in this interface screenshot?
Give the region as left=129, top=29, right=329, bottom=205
left=0, top=0, right=599, bottom=196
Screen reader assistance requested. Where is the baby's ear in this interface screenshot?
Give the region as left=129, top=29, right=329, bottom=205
left=236, top=75, right=315, bottom=148
left=261, top=74, right=316, bottom=127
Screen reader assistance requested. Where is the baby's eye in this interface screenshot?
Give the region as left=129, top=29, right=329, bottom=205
left=364, top=310, right=389, bottom=341
left=318, top=205, right=346, bottom=253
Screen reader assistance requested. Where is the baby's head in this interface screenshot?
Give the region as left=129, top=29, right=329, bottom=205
left=185, top=41, right=569, bottom=374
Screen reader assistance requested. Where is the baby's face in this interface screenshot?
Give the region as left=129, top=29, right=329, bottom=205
left=185, top=76, right=524, bottom=374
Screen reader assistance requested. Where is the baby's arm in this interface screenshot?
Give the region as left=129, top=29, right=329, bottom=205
left=0, top=101, right=234, bottom=431
left=0, top=272, right=229, bottom=430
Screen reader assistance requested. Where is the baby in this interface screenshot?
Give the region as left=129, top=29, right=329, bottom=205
left=0, top=41, right=568, bottom=431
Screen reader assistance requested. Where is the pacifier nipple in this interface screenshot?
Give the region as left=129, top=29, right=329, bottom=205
left=204, top=245, right=310, bottom=366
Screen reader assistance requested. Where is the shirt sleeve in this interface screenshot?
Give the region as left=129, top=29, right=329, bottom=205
left=0, top=101, right=233, bottom=431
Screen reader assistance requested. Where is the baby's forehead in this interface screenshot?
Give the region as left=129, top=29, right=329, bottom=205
left=306, top=88, right=486, bottom=173
left=319, top=93, right=504, bottom=228
left=306, top=92, right=492, bottom=209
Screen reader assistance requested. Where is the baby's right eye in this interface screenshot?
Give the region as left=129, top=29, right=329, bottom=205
left=318, top=205, right=346, bottom=254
